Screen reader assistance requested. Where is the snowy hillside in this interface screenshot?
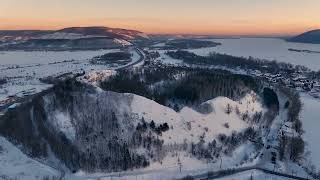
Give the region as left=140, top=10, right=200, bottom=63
left=0, top=136, right=60, bottom=180
left=69, top=90, right=265, bottom=179
left=113, top=38, right=132, bottom=46
left=38, top=32, right=107, bottom=40
left=0, top=75, right=266, bottom=179
left=131, top=91, right=264, bottom=145
left=56, top=26, right=149, bottom=41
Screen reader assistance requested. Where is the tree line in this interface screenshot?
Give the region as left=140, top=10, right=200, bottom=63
left=165, top=50, right=307, bottom=74
left=100, top=65, right=260, bottom=111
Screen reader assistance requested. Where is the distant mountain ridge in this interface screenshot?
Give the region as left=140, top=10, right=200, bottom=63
left=288, top=29, right=320, bottom=44
left=0, top=26, right=149, bottom=40
left=57, top=26, right=148, bottom=40
left=0, top=26, right=149, bottom=50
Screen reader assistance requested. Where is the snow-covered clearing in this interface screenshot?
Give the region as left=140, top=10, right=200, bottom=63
left=113, top=38, right=132, bottom=46
left=155, top=50, right=183, bottom=65
left=189, top=38, right=320, bottom=71
left=0, top=136, right=60, bottom=180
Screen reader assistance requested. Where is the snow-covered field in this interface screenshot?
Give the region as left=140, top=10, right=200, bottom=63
left=189, top=38, right=320, bottom=71
left=0, top=48, right=141, bottom=102
left=0, top=50, right=119, bottom=65
left=154, top=50, right=184, bottom=65
left=300, top=93, right=320, bottom=170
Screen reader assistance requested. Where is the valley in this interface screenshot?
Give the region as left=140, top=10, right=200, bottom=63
left=0, top=28, right=320, bottom=180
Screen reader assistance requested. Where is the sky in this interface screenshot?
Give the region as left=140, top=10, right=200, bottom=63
left=1, top=0, right=320, bottom=36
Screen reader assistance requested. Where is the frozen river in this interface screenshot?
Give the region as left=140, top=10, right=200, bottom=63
left=190, top=38, right=320, bottom=71
left=300, top=94, right=320, bottom=169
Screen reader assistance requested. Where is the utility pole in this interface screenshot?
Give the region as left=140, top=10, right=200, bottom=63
left=220, top=158, right=222, bottom=169
left=178, top=157, right=182, bottom=173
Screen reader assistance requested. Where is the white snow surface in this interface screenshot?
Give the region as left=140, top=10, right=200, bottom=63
left=189, top=38, right=320, bottom=71
left=52, top=111, right=76, bottom=141
left=215, top=169, right=293, bottom=180
left=0, top=49, right=119, bottom=65
left=75, top=142, right=260, bottom=180
left=131, top=91, right=264, bottom=145
left=0, top=136, right=60, bottom=180
left=0, top=48, right=142, bottom=102
left=137, top=33, right=150, bottom=39
left=156, top=50, right=183, bottom=65
left=300, top=93, right=320, bottom=170
left=113, top=38, right=132, bottom=46
left=79, top=70, right=116, bottom=86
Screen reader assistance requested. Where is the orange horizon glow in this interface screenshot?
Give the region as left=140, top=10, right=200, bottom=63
left=1, top=19, right=319, bottom=36
left=1, top=0, right=320, bottom=36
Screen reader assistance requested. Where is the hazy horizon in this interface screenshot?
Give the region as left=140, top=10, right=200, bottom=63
left=1, top=0, right=320, bottom=36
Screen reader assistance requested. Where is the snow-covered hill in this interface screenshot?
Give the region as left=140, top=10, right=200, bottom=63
left=57, top=26, right=149, bottom=41
left=38, top=32, right=107, bottom=40
left=0, top=26, right=150, bottom=51
left=44, top=90, right=263, bottom=151
left=0, top=78, right=266, bottom=178
left=131, top=91, right=264, bottom=145
left=288, top=29, right=320, bottom=44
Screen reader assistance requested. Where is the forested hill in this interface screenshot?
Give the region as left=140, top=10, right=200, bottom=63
left=288, top=29, right=320, bottom=44
left=100, top=66, right=261, bottom=111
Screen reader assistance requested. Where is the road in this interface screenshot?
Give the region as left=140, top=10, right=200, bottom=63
left=177, top=166, right=310, bottom=180
left=116, top=47, right=145, bottom=70
left=0, top=47, right=145, bottom=115
left=80, top=164, right=310, bottom=180
left=253, top=91, right=288, bottom=168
